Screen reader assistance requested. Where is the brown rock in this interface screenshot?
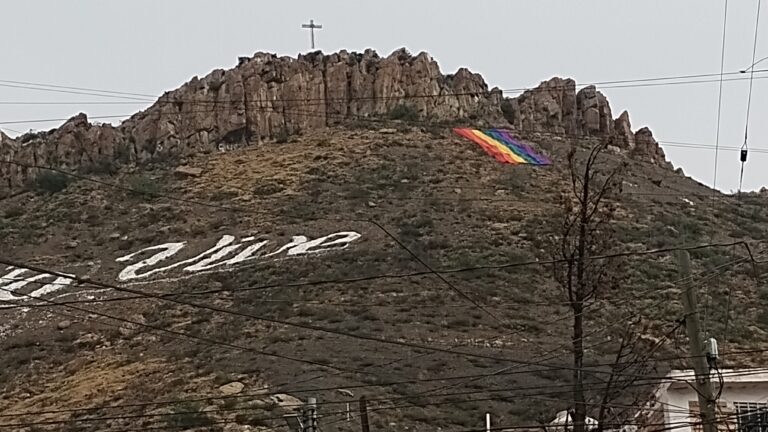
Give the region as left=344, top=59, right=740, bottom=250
left=614, top=111, right=636, bottom=150
left=219, top=381, right=245, bottom=395
left=576, top=85, right=613, bottom=135
left=174, top=166, right=203, bottom=177
left=0, top=49, right=677, bottom=196
left=505, top=77, right=578, bottom=134
left=633, top=127, right=669, bottom=167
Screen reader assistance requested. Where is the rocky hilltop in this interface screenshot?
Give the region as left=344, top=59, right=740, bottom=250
left=0, top=48, right=668, bottom=196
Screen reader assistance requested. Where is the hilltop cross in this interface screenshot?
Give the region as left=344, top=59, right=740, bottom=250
left=301, top=19, right=322, bottom=50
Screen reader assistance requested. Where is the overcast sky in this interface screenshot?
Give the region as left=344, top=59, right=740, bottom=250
left=1, top=0, right=765, bottom=192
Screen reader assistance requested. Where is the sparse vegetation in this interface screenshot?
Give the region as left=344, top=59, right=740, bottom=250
left=126, top=174, right=161, bottom=198
left=3, top=205, right=23, bottom=218
left=167, top=402, right=213, bottom=429
left=33, top=171, right=72, bottom=194
left=388, top=104, right=420, bottom=121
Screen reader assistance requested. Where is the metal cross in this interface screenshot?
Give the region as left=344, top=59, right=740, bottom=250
left=301, top=19, right=323, bottom=50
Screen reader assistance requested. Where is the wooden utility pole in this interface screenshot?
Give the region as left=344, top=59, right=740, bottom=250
left=305, top=397, right=317, bottom=432
left=677, top=250, right=718, bottom=432
left=359, top=396, right=370, bottom=432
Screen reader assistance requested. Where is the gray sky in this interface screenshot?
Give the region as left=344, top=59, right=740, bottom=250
left=1, top=0, right=765, bottom=192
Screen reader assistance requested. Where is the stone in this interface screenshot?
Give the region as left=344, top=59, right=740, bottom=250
left=118, top=326, right=136, bottom=337
left=57, top=320, right=72, bottom=330
left=0, top=49, right=676, bottom=197
left=270, top=394, right=303, bottom=410
left=174, top=166, right=203, bottom=177
left=219, top=381, right=245, bottom=395
left=367, top=201, right=377, bottom=208
left=614, top=111, right=636, bottom=150
left=65, top=241, right=79, bottom=249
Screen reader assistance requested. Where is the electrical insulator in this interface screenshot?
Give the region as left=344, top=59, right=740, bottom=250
left=741, top=149, right=748, bottom=162
left=705, top=337, right=719, bottom=361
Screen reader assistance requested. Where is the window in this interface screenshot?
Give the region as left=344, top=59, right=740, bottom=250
left=735, top=402, right=768, bottom=432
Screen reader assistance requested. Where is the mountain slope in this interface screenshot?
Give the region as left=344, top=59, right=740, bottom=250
left=1, top=49, right=767, bottom=432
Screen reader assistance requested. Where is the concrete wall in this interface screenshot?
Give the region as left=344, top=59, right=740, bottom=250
left=661, top=384, right=768, bottom=432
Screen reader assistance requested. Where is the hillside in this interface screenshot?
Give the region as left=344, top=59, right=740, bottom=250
left=1, top=49, right=768, bottom=432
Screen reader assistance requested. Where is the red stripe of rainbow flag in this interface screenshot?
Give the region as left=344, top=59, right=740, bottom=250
left=453, top=128, right=551, bottom=165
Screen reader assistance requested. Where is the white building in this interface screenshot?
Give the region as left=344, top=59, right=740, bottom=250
left=637, top=369, right=768, bottom=432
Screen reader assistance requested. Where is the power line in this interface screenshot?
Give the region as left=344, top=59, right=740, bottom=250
left=3, top=246, right=760, bottom=422
left=5, top=252, right=761, bottom=384
left=0, top=284, right=369, bottom=376
left=2, top=68, right=768, bottom=105
left=713, top=0, right=729, bottom=194
left=0, top=240, right=760, bottom=311
left=739, top=0, right=763, bottom=194
left=12, top=367, right=768, bottom=429
left=0, top=379, right=701, bottom=428
left=2, top=72, right=768, bottom=127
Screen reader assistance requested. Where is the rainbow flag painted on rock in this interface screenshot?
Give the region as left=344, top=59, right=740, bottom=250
left=453, top=128, right=551, bottom=165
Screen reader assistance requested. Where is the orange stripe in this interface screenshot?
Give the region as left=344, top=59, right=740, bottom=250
left=469, top=130, right=523, bottom=164
left=454, top=128, right=509, bottom=163
left=471, top=130, right=527, bottom=164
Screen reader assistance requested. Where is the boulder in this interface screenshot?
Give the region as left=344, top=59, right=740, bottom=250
left=219, top=381, right=245, bottom=395
left=0, top=49, right=676, bottom=197
left=174, top=166, right=203, bottom=178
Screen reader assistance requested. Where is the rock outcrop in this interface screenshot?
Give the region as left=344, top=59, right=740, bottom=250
left=502, top=77, right=669, bottom=167
left=0, top=48, right=672, bottom=196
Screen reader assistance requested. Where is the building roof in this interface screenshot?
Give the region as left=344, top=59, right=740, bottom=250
left=665, top=369, right=768, bottom=389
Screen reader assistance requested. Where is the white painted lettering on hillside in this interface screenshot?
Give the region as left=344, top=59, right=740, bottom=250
left=115, top=231, right=361, bottom=281
left=0, top=230, right=361, bottom=306
left=0, top=268, right=76, bottom=304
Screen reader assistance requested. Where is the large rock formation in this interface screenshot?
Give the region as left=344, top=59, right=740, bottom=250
left=502, top=77, right=669, bottom=167
left=0, top=49, right=671, bottom=196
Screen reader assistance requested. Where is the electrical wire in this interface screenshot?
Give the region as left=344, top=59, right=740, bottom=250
left=2, top=68, right=768, bottom=105
left=713, top=0, right=729, bottom=194
left=0, top=239, right=760, bottom=311
left=2, top=73, right=768, bottom=128
left=739, top=0, right=763, bottom=194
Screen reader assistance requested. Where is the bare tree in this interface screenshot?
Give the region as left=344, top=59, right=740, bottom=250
left=550, top=140, right=626, bottom=432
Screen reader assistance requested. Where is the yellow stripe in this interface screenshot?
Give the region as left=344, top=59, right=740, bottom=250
left=470, top=130, right=527, bottom=163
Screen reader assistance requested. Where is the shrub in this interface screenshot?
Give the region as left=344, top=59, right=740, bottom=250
left=84, top=159, right=118, bottom=175
left=388, top=104, right=419, bottom=121
left=126, top=174, right=161, bottom=198
left=167, top=403, right=213, bottom=429
left=33, top=171, right=71, bottom=194
left=3, top=206, right=23, bottom=218
left=275, top=127, right=290, bottom=144
left=500, top=98, right=516, bottom=123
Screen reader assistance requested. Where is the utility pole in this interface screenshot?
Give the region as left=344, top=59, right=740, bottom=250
left=301, top=19, right=323, bottom=50
left=677, top=250, right=718, bottom=432
left=304, top=397, right=317, bottom=432
left=359, top=396, right=370, bottom=432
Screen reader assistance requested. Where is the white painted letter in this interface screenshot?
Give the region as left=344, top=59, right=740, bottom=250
left=0, top=268, right=75, bottom=302
left=116, top=242, right=187, bottom=281
left=117, top=236, right=238, bottom=281
left=222, top=240, right=270, bottom=266
left=264, top=236, right=308, bottom=257
left=288, top=232, right=361, bottom=256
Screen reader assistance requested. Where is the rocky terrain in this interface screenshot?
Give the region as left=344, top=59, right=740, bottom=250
left=1, top=49, right=767, bottom=432
left=1, top=48, right=667, bottom=196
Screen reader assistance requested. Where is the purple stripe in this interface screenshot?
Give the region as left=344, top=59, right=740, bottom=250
left=496, top=130, right=551, bottom=165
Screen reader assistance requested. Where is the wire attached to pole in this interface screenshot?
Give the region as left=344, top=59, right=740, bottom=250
left=713, top=0, right=729, bottom=194
left=740, top=0, right=762, bottom=195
